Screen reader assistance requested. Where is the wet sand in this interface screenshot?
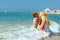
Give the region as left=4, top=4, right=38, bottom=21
left=40, top=36, right=60, bottom=40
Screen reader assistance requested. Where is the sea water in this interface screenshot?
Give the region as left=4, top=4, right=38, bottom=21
left=0, top=12, right=60, bottom=40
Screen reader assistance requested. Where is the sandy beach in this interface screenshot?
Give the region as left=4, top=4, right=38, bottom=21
left=46, top=10, right=60, bottom=14
left=44, top=36, right=60, bottom=40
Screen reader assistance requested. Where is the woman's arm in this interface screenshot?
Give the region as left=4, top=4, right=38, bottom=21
left=39, top=17, right=45, bottom=30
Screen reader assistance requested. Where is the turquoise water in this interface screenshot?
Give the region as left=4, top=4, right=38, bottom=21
left=0, top=12, right=33, bottom=26
left=47, top=14, right=60, bottom=24
left=0, top=12, right=60, bottom=25
left=0, top=12, right=60, bottom=40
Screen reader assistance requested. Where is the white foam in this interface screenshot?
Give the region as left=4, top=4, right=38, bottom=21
left=0, top=20, right=60, bottom=40
left=49, top=21, right=60, bottom=33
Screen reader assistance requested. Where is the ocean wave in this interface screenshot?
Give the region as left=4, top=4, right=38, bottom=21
left=49, top=20, right=60, bottom=33
left=0, top=20, right=60, bottom=40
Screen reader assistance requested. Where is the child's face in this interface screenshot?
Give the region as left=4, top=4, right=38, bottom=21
left=35, top=14, right=39, bottom=18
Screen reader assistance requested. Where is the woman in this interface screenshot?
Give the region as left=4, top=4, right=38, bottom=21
left=32, top=12, right=50, bottom=38
left=39, top=11, right=53, bottom=36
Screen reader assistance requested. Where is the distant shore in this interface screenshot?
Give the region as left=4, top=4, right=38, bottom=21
left=44, top=8, right=60, bottom=14
left=47, top=10, right=60, bottom=14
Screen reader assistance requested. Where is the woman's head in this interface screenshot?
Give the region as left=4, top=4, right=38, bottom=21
left=39, top=11, right=47, bottom=17
left=33, top=12, right=39, bottom=18
left=39, top=11, right=50, bottom=26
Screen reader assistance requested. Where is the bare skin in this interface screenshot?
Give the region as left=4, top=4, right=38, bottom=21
left=39, top=12, right=50, bottom=30
left=34, top=16, right=42, bottom=28
left=34, top=17, right=39, bottom=28
left=33, top=13, right=40, bottom=28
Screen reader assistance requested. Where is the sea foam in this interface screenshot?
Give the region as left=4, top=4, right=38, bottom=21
left=49, top=21, right=60, bottom=33
left=0, top=20, right=60, bottom=40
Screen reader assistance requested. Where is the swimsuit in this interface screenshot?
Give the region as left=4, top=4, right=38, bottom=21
left=44, top=24, right=53, bottom=35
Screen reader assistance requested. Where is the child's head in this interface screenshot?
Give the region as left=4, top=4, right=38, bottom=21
left=33, top=12, right=39, bottom=18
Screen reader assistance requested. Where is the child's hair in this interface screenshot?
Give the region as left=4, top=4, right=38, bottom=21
left=33, top=12, right=38, bottom=17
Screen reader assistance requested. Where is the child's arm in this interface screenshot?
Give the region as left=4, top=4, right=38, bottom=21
left=33, top=18, right=38, bottom=28
left=35, top=18, right=38, bottom=28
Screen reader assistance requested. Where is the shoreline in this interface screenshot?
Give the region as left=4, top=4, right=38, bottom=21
left=44, top=36, right=60, bottom=40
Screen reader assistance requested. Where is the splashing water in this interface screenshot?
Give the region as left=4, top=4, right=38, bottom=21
left=49, top=21, right=60, bottom=33
left=0, top=21, right=60, bottom=40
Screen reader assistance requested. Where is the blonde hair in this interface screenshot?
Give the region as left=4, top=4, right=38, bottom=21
left=39, top=11, right=47, bottom=17
left=39, top=11, right=50, bottom=26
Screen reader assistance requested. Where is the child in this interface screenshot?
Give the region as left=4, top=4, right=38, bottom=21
left=33, top=12, right=42, bottom=29
left=33, top=12, right=39, bottom=28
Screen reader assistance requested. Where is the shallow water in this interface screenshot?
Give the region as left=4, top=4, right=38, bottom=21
left=0, top=12, right=60, bottom=40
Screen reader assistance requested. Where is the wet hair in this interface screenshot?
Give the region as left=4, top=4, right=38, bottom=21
left=33, top=12, right=38, bottom=17
left=40, top=11, right=50, bottom=26
left=40, top=11, right=47, bottom=17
